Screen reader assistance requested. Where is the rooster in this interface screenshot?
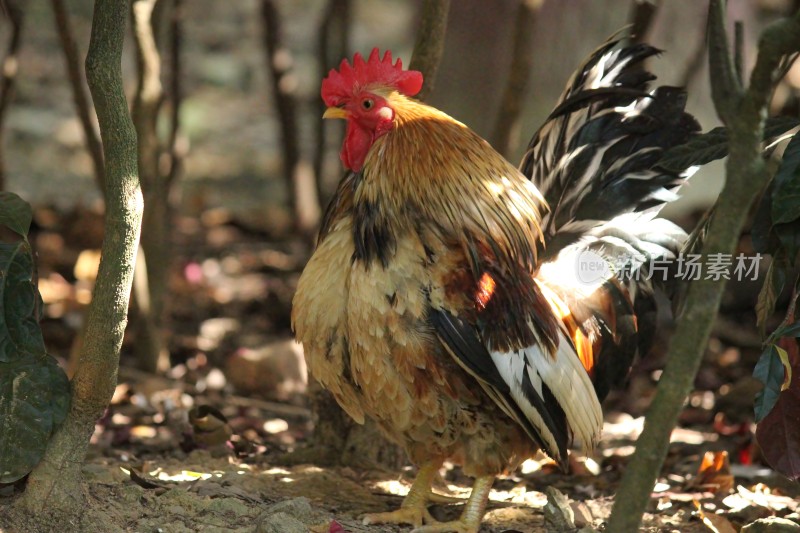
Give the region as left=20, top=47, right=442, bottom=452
left=292, top=42, right=699, bottom=533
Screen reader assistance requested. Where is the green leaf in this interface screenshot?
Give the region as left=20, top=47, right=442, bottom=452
left=772, top=320, right=800, bottom=339
left=755, top=346, right=800, bottom=480
left=774, top=220, right=800, bottom=261
left=754, top=344, right=788, bottom=422
left=756, top=259, right=786, bottom=338
left=0, top=241, right=46, bottom=363
left=752, top=181, right=777, bottom=255
left=0, top=192, right=33, bottom=238
left=0, top=235, right=70, bottom=483
left=0, top=356, right=70, bottom=483
left=772, top=132, right=800, bottom=225
left=658, top=117, right=800, bottom=173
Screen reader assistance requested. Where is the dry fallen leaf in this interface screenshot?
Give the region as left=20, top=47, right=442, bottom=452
left=694, top=500, right=738, bottom=533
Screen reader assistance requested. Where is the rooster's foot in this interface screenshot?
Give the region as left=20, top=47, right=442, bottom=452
left=362, top=505, right=435, bottom=528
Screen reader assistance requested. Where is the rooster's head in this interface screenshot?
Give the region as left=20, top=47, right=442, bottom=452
left=321, top=48, right=422, bottom=172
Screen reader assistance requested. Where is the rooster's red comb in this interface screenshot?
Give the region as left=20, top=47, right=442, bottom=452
left=321, top=48, right=423, bottom=106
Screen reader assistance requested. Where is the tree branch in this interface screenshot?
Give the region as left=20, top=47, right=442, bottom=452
left=490, top=0, right=542, bottom=158
left=18, top=0, right=142, bottom=518
left=607, top=4, right=800, bottom=532
left=628, top=0, right=660, bottom=44
left=50, top=0, right=105, bottom=196
left=0, top=0, right=22, bottom=191
left=734, top=20, right=745, bottom=86
left=679, top=16, right=709, bottom=88
left=166, top=0, right=184, bottom=187
left=131, top=0, right=171, bottom=374
left=261, top=0, right=320, bottom=235
left=707, top=0, right=743, bottom=124
left=313, top=0, right=350, bottom=204
left=409, top=0, right=451, bottom=101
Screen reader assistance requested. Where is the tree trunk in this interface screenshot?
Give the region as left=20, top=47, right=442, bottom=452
left=607, top=3, right=800, bottom=530
left=131, top=0, right=170, bottom=374
left=13, top=0, right=143, bottom=528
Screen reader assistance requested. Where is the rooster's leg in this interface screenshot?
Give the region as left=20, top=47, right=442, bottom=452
left=362, top=462, right=441, bottom=527
left=409, top=475, right=494, bottom=533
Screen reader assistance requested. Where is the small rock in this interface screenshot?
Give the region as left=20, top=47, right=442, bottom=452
left=742, top=517, right=800, bottom=533
left=254, top=511, right=308, bottom=533
left=254, top=497, right=329, bottom=533
left=167, top=505, right=186, bottom=516
left=570, top=500, right=594, bottom=528
left=226, top=340, right=307, bottom=399
left=544, top=486, right=575, bottom=532
left=207, top=497, right=250, bottom=516
left=261, top=496, right=313, bottom=517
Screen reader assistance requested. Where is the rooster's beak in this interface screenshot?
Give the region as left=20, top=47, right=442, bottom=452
left=323, top=107, right=348, bottom=120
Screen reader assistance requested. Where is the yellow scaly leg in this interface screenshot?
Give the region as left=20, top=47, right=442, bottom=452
left=362, top=462, right=441, bottom=528
left=409, top=475, right=494, bottom=533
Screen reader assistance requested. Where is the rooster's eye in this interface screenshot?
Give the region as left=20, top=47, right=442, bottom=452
left=362, top=99, right=374, bottom=110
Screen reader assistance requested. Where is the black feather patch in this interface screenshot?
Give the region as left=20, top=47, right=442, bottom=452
left=318, top=172, right=356, bottom=243
left=429, top=309, right=507, bottom=390
left=519, top=39, right=701, bottom=262
left=520, top=356, right=569, bottom=463
left=429, top=308, right=567, bottom=466
left=352, top=197, right=396, bottom=267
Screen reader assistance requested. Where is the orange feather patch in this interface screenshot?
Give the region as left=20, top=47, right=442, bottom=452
left=475, top=272, right=496, bottom=310
left=537, top=282, right=595, bottom=375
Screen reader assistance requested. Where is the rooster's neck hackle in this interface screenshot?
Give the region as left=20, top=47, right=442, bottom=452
left=350, top=93, right=547, bottom=278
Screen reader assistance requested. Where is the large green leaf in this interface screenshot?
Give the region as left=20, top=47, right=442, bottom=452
left=754, top=344, right=788, bottom=422
left=658, top=116, right=800, bottom=173
left=0, top=219, right=70, bottom=483
left=751, top=147, right=800, bottom=264
left=0, top=192, right=33, bottom=238
left=772, top=131, right=800, bottom=225
left=0, top=241, right=46, bottom=363
left=756, top=339, right=800, bottom=480
left=0, top=356, right=70, bottom=483
left=755, top=258, right=787, bottom=338
left=771, top=320, right=800, bottom=339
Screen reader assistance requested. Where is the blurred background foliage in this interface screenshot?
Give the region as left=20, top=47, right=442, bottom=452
left=7, top=0, right=793, bottom=222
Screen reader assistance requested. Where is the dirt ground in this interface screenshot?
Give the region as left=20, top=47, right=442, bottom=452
left=0, top=206, right=798, bottom=533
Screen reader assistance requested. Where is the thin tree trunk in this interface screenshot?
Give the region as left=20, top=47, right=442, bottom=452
left=491, top=0, right=542, bottom=158
left=131, top=0, right=170, bottom=374
left=0, top=0, right=23, bottom=191
left=261, top=0, right=320, bottom=237
left=409, top=0, right=451, bottom=101
left=628, top=0, right=661, bottom=44
left=14, top=0, right=143, bottom=527
left=50, top=0, right=105, bottom=196
left=607, top=4, right=800, bottom=531
left=166, top=0, right=185, bottom=186
left=313, top=0, right=350, bottom=205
